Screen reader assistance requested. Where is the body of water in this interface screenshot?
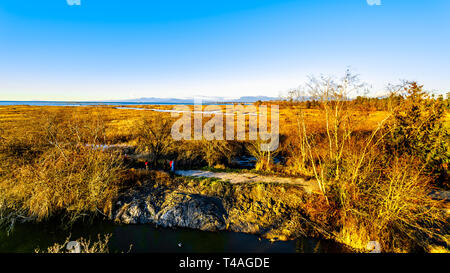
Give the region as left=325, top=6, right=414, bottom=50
left=0, top=101, right=250, bottom=107
left=0, top=101, right=187, bottom=107
left=0, top=220, right=348, bottom=253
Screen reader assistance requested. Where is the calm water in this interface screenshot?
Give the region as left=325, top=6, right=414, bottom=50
left=0, top=101, right=185, bottom=106
left=0, top=221, right=348, bottom=253
left=0, top=101, right=244, bottom=106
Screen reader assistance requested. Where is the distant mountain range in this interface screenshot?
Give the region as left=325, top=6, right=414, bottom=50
left=0, top=96, right=281, bottom=106
left=112, top=96, right=279, bottom=104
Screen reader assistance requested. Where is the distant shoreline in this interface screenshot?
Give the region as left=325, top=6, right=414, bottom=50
left=0, top=101, right=254, bottom=107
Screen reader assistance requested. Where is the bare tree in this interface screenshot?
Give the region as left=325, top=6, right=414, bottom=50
left=200, top=138, right=233, bottom=167
left=294, top=70, right=368, bottom=203
left=306, top=70, right=366, bottom=179
left=246, top=137, right=279, bottom=171
left=135, top=117, right=173, bottom=167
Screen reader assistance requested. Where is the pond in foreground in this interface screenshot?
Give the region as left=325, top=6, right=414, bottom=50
left=0, top=220, right=349, bottom=253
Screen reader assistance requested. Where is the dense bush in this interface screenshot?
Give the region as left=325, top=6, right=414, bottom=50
left=0, top=112, right=126, bottom=230
left=382, top=82, right=449, bottom=188
left=280, top=76, right=449, bottom=252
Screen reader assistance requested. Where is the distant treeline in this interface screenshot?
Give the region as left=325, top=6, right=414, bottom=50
left=256, top=92, right=450, bottom=111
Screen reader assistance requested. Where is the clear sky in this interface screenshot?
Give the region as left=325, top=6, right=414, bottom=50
left=0, top=0, right=449, bottom=101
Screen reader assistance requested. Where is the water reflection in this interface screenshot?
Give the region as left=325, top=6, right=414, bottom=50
left=0, top=221, right=348, bottom=253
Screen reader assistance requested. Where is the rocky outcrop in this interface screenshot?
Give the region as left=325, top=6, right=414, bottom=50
left=156, top=192, right=227, bottom=231
left=111, top=176, right=317, bottom=241
left=112, top=187, right=227, bottom=232
left=112, top=186, right=160, bottom=224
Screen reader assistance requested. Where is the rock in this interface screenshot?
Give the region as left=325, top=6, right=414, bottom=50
left=113, top=198, right=156, bottom=224
left=112, top=187, right=227, bottom=232
left=112, top=186, right=161, bottom=224
left=156, top=192, right=227, bottom=232
left=111, top=177, right=306, bottom=242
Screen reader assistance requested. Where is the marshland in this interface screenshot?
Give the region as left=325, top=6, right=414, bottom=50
left=0, top=77, right=448, bottom=253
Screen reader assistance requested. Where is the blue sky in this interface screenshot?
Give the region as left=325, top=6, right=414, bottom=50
left=0, top=0, right=449, bottom=101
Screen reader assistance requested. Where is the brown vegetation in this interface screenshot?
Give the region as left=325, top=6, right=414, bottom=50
left=35, top=233, right=113, bottom=253
left=0, top=76, right=448, bottom=252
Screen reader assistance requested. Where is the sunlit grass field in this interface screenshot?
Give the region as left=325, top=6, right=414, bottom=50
left=0, top=105, right=389, bottom=145
left=0, top=86, right=448, bottom=253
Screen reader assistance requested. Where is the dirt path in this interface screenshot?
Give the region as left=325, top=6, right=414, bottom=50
left=175, top=170, right=450, bottom=204
left=175, top=170, right=321, bottom=194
